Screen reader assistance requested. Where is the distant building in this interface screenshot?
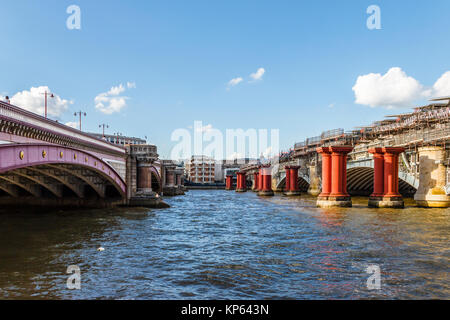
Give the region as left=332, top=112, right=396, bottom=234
left=88, top=133, right=146, bottom=146
left=186, top=155, right=215, bottom=183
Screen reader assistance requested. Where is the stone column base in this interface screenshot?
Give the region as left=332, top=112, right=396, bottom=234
left=284, top=190, right=301, bottom=196
left=235, top=188, right=247, bottom=193
left=258, top=190, right=274, bottom=197
left=252, top=188, right=259, bottom=192
left=307, top=188, right=321, bottom=196
left=128, top=195, right=170, bottom=208
left=414, top=194, right=450, bottom=208
left=316, top=196, right=352, bottom=208
left=225, top=187, right=234, bottom=191
left=368, top=196, right=404, bottom=208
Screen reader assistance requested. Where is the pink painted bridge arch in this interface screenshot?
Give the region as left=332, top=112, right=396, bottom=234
left=0, top=143, right=126, bottom=199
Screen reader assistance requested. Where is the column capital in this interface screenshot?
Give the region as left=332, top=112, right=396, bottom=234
left=382, top=147, right=405, bottom=155
left=368, top=147, right=384, bottom=155
left=316, top=147, right=331, bottom=154
left=329, top=146, right=353, bottom=154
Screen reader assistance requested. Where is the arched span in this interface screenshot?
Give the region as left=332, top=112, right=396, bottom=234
left=276, top=176, right=310, bottom=192
left=149, top=167, right=162, bottom=193
left=0, top=144, right=126, bottom=197
left=347, top=167, right=417, bottom=197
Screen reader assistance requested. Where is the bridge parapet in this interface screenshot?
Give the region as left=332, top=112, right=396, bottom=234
left=0, top=101, right=124, bottom=158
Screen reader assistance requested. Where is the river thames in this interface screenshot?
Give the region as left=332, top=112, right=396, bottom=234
left=0, top=190, right=448, bottom=299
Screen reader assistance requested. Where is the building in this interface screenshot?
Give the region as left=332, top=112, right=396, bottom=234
left=186, top=155, right=215, bottom=183
left=88, top=133, right=146, bottom=146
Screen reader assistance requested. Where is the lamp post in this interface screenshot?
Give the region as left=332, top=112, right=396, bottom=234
left=41, top=91, right=55, bottom=118
left=74, top=111, right=87, bottom=131
left=114, top=132, right=123, bottom=144
left=99, top=123, right=109, bottom=138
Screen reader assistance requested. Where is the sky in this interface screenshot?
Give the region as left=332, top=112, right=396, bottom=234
left=1, top=0, right=450, bottom=159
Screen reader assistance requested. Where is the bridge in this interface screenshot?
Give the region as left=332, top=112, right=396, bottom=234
left=0, top=101, right=185, bottom=208
left=237, top=99, right=450, bottom=208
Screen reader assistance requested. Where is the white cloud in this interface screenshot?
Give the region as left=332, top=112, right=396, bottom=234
left=227, top=77, right=243, bottom=88
left=65, top=121, right=78, bottom=129
left=9, top=86, right=72, bottom=117
left=328, top=103, right=335, bottom=108
left=95, top=82, right=135, bottom=114
left=250, top=67, right=265, bottom=81
left=352, top=67, right=425, bottom=108
left=432, top=71, right=450, bottom=98
left=353, top=68, right=450, bottom=109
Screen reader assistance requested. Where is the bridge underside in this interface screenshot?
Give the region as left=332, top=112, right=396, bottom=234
left=347, top=167, right=416, bottom=197
left=277, top=177, right=310, bottom=192
left=0, top=163, right=125, bottom=208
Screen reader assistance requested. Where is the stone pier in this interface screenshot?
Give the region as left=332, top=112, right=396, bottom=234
left=414, top=146, right=450, bottom=208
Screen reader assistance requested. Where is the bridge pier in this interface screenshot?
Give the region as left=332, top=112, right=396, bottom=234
left=225, top=175, right=234, bottom=190
left=368, top=147, right=404, bottom=208
left=258, top=165, right=274, bottom=196
left=236, top=172, right=247, bottom=192
left=316, top=146, right=353, bottom=207
left=252, top=172, right=259, bottom=192
left=284, top=166, right=301, bottom=196
left=414, top=146, right=450, bottom=208
left=307, top=164, right=321, bottom=196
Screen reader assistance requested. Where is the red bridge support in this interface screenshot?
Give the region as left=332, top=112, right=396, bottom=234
left=257, top=165, right=274, bottom=197
left=253, top=172, right=259, bottom=192
left=368, top=147, right=404, bottom=208
left=225, top=175, right=234, bottom=191
left=316, top=146, right=353, bottom=207
left=236, top=172, right=247, bottom=193
left=285, top=166, right=301, bottom=196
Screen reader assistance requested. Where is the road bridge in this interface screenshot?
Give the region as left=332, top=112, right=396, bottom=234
left=0, top=101, right=184, bottom=208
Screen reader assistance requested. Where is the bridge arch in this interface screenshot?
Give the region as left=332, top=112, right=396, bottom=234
left=347, top=166, right=417, bottom=197
left=0, top=144, right=126, bottom=199
left=276, top=175, right=310, bottom=192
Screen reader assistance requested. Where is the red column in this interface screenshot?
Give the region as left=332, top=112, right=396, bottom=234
left=317, top=147, right=332, bottom=197
left=236, top=172, right=246, bottom=192
left=329, top=146, right=353, bottom=197
left=289, top=166, right=300, bottom=192
left=368, top=148, right=384, bottom=197
left=226, top=175, right=233, bottom=190
left=258, top=165, right=274, bottom=196
left=285, top=166, right=291, bottom=192
left=382, top=147, right=404, bottom=197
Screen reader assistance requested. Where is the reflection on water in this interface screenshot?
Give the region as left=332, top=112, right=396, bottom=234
left=0, top=191, right=448, bottom=299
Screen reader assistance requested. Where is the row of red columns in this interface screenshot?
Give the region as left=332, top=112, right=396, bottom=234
left=257, top=165, right=274, bottom=196
left=316, top=145, right=404, bottom=207
left=225, top=175, right=233, bottom=190
left=236, top=172, right=247, bottom=192
left=368, top=147, right=404, bottom=199
left=317, top=146, right=353, bottom=199
left=284, top=166, right=300, bottom=194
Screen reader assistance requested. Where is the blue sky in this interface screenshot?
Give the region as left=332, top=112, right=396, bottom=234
left=1, top=0, right=450, bottom=159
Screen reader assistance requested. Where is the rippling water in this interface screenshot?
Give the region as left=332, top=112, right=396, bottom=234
left=0, top=190, right=448, bottom=299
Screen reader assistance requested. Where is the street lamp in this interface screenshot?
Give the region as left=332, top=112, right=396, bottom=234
left=41, top=91, right=55, bottom=118
left=74, top=110, right=87, bottom=131
left=114, top=132, right=123, bottom=144
left=99, top=123, right=109, bottom=138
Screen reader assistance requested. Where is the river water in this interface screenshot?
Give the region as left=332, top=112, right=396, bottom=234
left=0, top=190, right=448, bottom=299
